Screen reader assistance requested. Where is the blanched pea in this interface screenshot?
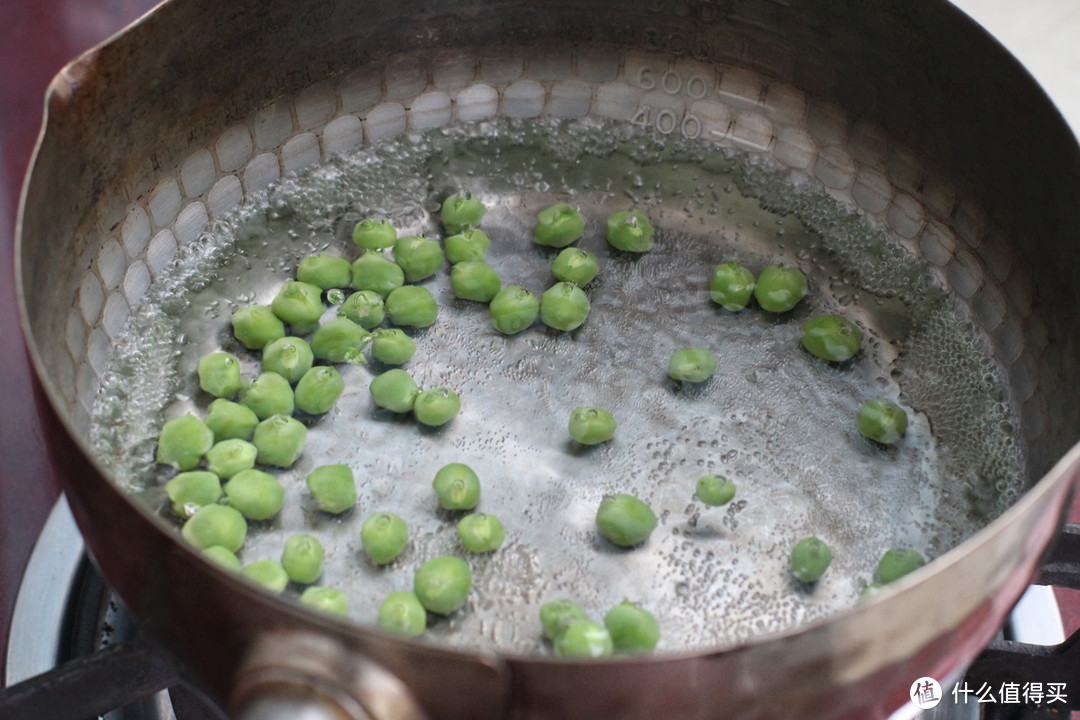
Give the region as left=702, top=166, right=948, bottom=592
left=489, top=285, right=539, bottom=335
left=385, top=285, right=438, bottom=328
left=709, top=261, right=755, bottom=311
left=261, top=336, right=314, bottom=384
left=198, top=351, right=245, bottom=399
left=297, top=254, right=352, bottom=290
left=270, top=280, right=326, bottom=334
left=205, top=439, right=257, bottom=479
left=413, top=555, right=472, bottom=614
left=596, top=493, right=657, bottom=547
left=695, top=475, right=735, bottom=507
left=231, top=305, right=286, bottom=350
left=550, top=247, right=599, bottom=286
left=450, top=261, right=502, bottom=302
left=603, top=601, right=659, bottom=653
left=300, top=586, right=349, bottom=616
left=165, top=471, right=222, bottom=518
left=202, top=545, right=241, bottom=572
left=753, top=264, right=807, bottom=313
left=413, top=387, right=461, bottom=427
left=668, top=348, right=717, bottom=383
left=876, top=548, right=925, bottom=584
left=156, top=414, right=214, bottom=470
left=856, top=398, right=908, bottom=445
left=790, top=537, right=832, bottom=583
left=369, top=369, right=420, bottom=413
left=441, top=193, right=486, bottom=234
left=393, top=235, right=444, bottom=282
left=444, top=228, right=491, bottom=264
left=361, top=512, right=409, bottom=565
left=605, top=209, right=654, bottom=253
left=181, top=504, right=247, bottom=552
left=338, top=290, right=385, bottom=330
left=534, top=203, right=585, bottom=248
left=281, top=534, right=325, bottom=584
left=351, top=251, right=405, bottom=298
left=370, top=328, right=416, bottom=365
left=223, top=468, right=286, bottom=520
left=306, top=464, right=357, bottom=514
left=540, top=282, right=590, bottom=331
left=251, top=414, right=307, bottom=468
left=801, top=315, right=862, bottom=363
left=352, top=218, right=397, bottom=250
left=241, top=559, right=290, bottom=593
left=378, top=591, right=426, bottom=636
left=310, top=317, right=369, bottom=365
left=241, top=371, right=294, bottom=419
left=568, top=407, right=616, bottom=445
left=294, top=366, right=345, bottom=415
left=432, top=463, right=481, bottom=510
left=554, top=619, right=614, bottom=658
left=456, top=513, right=505, bottom=553
left=204, top=399, right=260, bottom=442
left=540, top=599, right=588, bottom=641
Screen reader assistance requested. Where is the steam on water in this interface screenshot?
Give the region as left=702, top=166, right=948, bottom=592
left=90, top=117, right=1024, bottom=653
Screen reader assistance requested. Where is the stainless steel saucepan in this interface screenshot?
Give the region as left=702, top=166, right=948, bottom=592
left=14, top=0, right=1080, bottom=718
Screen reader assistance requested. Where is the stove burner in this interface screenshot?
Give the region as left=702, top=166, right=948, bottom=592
left=1, top=498, right=1074, bottom=719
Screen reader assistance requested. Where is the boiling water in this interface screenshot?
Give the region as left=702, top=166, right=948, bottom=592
left=90, top=117, right=1024, bottom=654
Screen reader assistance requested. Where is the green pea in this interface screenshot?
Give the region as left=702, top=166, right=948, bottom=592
left=270, top=280, right=326, bottom=334
left=294, top=366, right=345, bottom=415
left=450, top=261, right=502, bottom=302
left=242, top=559, right=289, bottom=593
left=876, top=548, right=925, bottom=584
left=432, top=463, right=481, bottom=511
left=709, top=261, right=756, bottom=311
left=252, top=414, right=307, bottom=468
left=551, top=247, right=599, bottom=286
left=489, top=285, right=539, bottom=335
left=413, top=387, right=461, bottom=427
left=441, top=193, right=486, bottom=234
left=378, top=591, right=427, bottom=636
left=753, top=264, right=807, bottom=313
left=223, top=468, right=286, bottom=521
left=413, top=555, right=472, bottom=615
left=790, top=537, right=832, bottom=583
left=300, top=586, right=350, bottom=616
left=361, top=512, right=409, bottom=565
left=385, top=285, right=438, bottom=328
left=456, top=513, right=505, bottom=553
left=231, top=305, right=286, bottom=350
left=198, top=351, right=245, bottom=399
left=540, top=282, right=590, bottom=331
left=337, top=290, right=385, bottom=330
left=801, top=315, right=862, bottom=363
left=393, top=235, right=444, bottom=283
left=695, top=475, right=735, bottom=507
left=856, top=398, right=909, bottom=445
left=370, top=328, right=416, bottom=365
left=202, top=545, right=242, bottom=572
left=351, top=251, right=405, bottom=297
left=165, top=470, right=223, bottom=518
left=369, top=369, right=420, bottom=413
left=596, top=493, right=657, bottom=547
left=306, top=464, right=357, bottom=514
left=352, top=218, right=397, bottom=250
left=297, top=254, right=352, bottom=290
left=261, top=336, right=314, bottom=384
left=181, top=504, right=247, bottom=552
left=156, top=414, right=214, bottom=470
left=204, top=399, right=260, bottom=442
left=554, top=619, right=614, bottom=658
left=205, top=439, right=258, bottom=479
left=605, top=209, right=654, bottom=253
left=603, top=601, right=660, bottom=653
left=568, top=407, right=616, bottom=445
left=539, top=599, right=588, bottom=641
left=445, top=228, right=491, bottom=264
left=534, top=203, right=585, bottom=248
left=241, top=372, right=294, bottom=420
left=281, top=534, right=325, bottom=584
left=310, top=317, right=369, bottom=365
left=668, top=347, right=717, bottom=383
